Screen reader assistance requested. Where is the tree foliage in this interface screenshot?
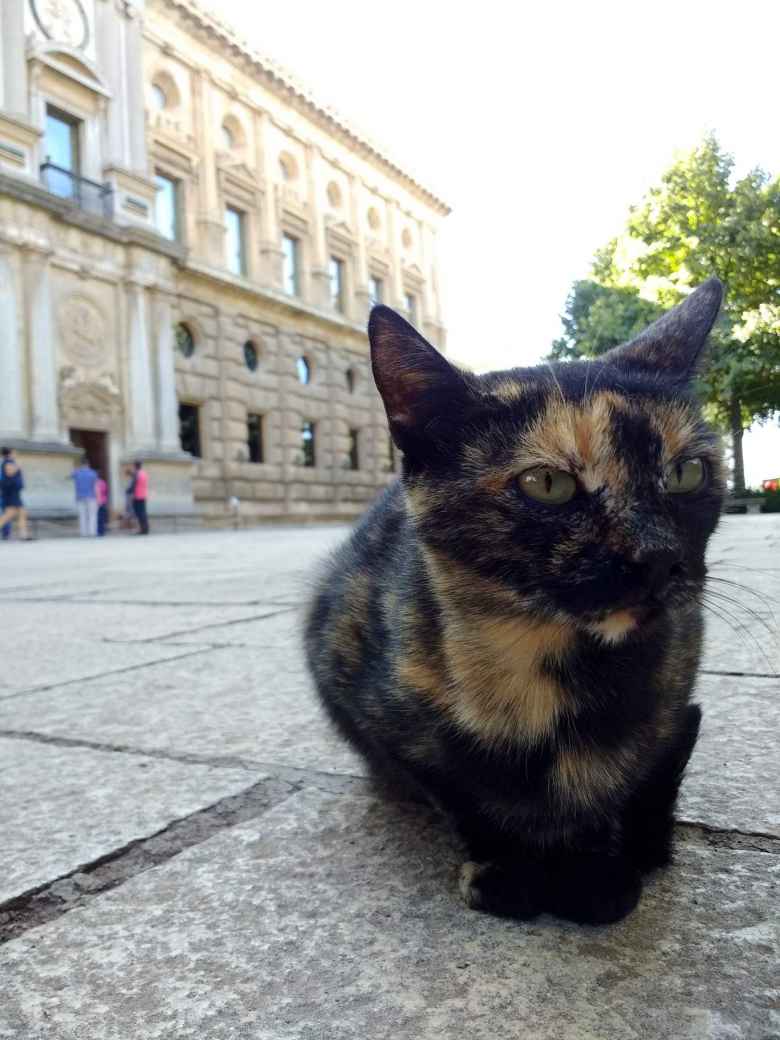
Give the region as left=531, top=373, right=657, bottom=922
left=553, top=135, right=780, bottom=492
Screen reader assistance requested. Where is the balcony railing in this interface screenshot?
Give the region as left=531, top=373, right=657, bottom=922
left=40, top=162, right=113, bottom=219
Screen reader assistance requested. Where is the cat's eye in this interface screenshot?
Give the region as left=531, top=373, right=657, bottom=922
left=517, top=466, right=577, bottom=505
left=664, top=457, right=706, bottom=494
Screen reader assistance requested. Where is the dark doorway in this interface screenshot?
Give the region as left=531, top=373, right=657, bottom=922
left=69, top=429, right=109, bottom=493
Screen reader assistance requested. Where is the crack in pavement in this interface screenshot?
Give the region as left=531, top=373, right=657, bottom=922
left=0, top=776, right=298, bottom=945
left=97, top=606, right=297, bottom=645
left=699, top=669, right=780, bottom=680
left=1, top=727, right=777, bottom=948
left=0, top=647, right=213, bottom=702
left=0, top=729, right=374, bottom=793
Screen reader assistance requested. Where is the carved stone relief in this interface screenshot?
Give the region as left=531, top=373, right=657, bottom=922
left=59, top=293, right=107, bottom=368
left=59, top=365, right=122, bottom=429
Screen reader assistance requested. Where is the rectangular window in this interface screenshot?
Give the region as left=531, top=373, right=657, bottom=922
left=404, top=291, right=417, bottom=324
left=348, top=429, right=360, bottom=471
left=282, top=233, right=300, bottom=296
left=179, top=403, right=202, bottom=458
left=44, top=106, right=81, bottom=199
left=155, top=173, right=179, bottom=241
left=247, top=413, right=264, bottom=464
left=225, top=205, right=246, bottom=276
left=368, top=275, right=383, bottom=307
left=329, top=256, right=345, bottom=312
left=301, top=421, right=316, bottom=468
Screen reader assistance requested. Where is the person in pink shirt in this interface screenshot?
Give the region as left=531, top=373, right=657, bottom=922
left=132, top=460, right=150, bottom=535
left=96, top=472, right=109, bottom=537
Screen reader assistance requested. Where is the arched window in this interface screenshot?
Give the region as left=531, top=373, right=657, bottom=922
left=221, top=123, right=235, bottom=150
left=175, top=323, right=195, bottom=358
left=296, top=356, right=311, bottom=385
left=345, top=368, right=355, bottom=393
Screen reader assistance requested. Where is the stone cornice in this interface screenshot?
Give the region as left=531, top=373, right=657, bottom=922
left=149, top=0, right=451, bottom=217
left=0, top=171, right=187, bottom=261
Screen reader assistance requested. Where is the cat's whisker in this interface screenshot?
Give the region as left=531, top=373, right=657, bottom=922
left=703, top=581, right=777, bottom=635
left=706, top=574, right=779, bottom=611
left=698, top=594, right=775, bottom=671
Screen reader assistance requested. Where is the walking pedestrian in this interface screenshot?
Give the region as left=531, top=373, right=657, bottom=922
left=69, top=456, right=98, bottom=537
left=132, top=460, right=150, bottom=535
left=96, top=471, right=109, bottom=536
left=0, top=447, right=32, bottom=541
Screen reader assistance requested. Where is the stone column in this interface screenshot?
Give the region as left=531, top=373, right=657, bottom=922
left=0, top=250, right=25, bottom=439
left=1, top=1, right=27, bottom=119
left=25, top=250, right=61, bottom=442
left=306, top=144, right=329, bottom=307
left=127, top=281, right=156, bottom=451
left=154, top=292, right=181, bottom=453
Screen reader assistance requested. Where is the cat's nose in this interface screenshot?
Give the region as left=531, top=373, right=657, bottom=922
left=635, top=548, right=684, bottom=595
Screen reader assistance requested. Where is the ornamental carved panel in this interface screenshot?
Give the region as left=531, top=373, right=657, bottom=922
left=59, top=294, right=107, bottom=368
left=59, top=366, right=122, bottom=430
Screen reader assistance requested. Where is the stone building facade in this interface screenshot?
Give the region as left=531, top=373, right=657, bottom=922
left=0, top=0, right=448, bottom=523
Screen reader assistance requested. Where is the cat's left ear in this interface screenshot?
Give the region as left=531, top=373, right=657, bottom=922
left=369, top=305, right=472, bottom=456
left=605, top=277, right=723, bottom=382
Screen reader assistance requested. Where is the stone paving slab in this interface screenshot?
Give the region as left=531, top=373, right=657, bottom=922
left=0, top=788, right=776, bottom=1040
left=680, top=674, right=780, bottom=836
left=1, top=661, right=775, bottom=837
left=0, top=645, right=364, bottom=776
left=0, top=527, right=347, bottom=607
left=0, top=736, right=262, bottom=905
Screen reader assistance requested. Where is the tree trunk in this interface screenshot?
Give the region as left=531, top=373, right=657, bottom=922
left=729, top=395, right=746, bottom=496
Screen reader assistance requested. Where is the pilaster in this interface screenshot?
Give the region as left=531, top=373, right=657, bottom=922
left=127, top=280, right=156, bottom=451
left=24, top=248, right=61, bottom=442
left=193, top=69, right=225, bottom=262
left=1, top=0, right=28, bottom=120
left=257, top=110, right=282, bottom=288
left=306, top=144, right=329, bottom=307
left=153, top=291, right=182, bottom=453
left=349, top=173, right=370, bottom=323
left=0, top=249, right=25, bottom=439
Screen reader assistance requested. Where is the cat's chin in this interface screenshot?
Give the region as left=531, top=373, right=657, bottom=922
left=585, top=603, right=663, bottom=645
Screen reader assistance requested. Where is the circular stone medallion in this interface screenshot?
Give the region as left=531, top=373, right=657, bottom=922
left=31, top=0, right=89, bottom=49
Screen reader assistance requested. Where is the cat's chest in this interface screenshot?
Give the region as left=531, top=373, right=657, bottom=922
left=399, top=612, right=674, bottom=813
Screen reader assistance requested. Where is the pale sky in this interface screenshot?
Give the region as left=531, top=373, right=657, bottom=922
left=206, top=0, right=780, bottom=486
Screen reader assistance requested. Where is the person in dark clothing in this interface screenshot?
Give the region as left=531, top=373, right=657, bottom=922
left=132, top=460, right=150, bottom=535
left=0, top=447, right=31, bottom=541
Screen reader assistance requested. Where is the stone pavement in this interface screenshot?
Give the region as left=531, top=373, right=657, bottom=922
left=0, top=518, right=777, bottom=1039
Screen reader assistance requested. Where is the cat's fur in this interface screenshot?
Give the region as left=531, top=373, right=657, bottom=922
left=305, top=278, right=725, bottom=925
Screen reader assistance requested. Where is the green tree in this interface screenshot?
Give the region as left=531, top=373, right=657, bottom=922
left=551, top=281, right=662, bottom=361
left=554, top=135, right=780, bottom=494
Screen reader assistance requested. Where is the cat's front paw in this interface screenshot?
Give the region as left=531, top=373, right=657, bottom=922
left=549, top=854, right=642, bottom=925
left=459, top=860, right=544, bottom=920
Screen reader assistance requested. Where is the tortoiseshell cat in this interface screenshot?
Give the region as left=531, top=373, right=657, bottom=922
left=305, top=278, right=725, bottom=924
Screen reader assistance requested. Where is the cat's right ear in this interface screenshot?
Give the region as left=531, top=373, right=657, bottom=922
left=369, top=306, right=471, bottom=457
